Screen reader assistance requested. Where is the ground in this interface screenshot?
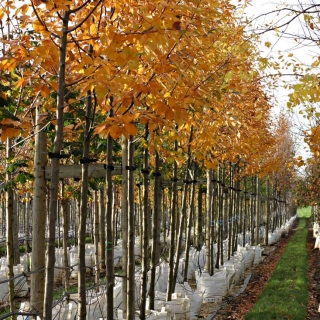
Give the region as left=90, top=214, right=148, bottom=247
left=199, top=219, right=320, bottom=319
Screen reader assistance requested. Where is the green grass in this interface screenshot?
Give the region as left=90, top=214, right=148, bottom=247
left=245, top=217, right=308, bottom=320
left=297, top=206, right=311, bottom=219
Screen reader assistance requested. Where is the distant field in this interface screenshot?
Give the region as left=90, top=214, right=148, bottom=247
left=297, top=206, right=311, bottom=218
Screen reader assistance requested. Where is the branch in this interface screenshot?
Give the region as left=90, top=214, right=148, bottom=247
left=250, top=4, right=320, bottom=35
left=67, top=0, right=102, bottom=33
left=30, top=0, right=60, bottom=39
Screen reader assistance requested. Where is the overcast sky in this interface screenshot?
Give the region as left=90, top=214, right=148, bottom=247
left=233, top=0, right=315, bottom=159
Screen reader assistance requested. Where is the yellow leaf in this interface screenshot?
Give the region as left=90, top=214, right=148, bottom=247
left=32, top=20, right=46, bottom=32
left=21, top=4, right=29, bottom=14
left=90, top=23, right=97, bottom=36
left=264, top=41, right=271, bottom=48
left=14, top=78, right=27, bottom=89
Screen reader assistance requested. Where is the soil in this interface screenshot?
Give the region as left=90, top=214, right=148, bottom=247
left=199, top=219, right=320, bottom=319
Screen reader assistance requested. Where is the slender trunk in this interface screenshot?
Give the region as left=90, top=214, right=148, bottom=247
left=127, top=136, right=135, bottom=319
left=94, top=191, right=100, bottom=285
left=121, top=136, right=128, bottom=318
left=149, top=151, right=161, bottom=310
left=31, top=107, right=47, bottom=316
left=215, top=165, right=222, bottom=269
left=78, top=86, right=93, bottom=319
left=227, top=165, right=233, bottom=260
left=210, top=175, right=217, bottom=274
left=61, top=181, right=70, bottom=292
left=99, top=187, right=106, bottom=273
left=184, top=163, right=197, bottom=281
left=140, top=127, right=148, bottom=318
left=255, top=177, right=261, bottom=245
left=25, top=193, right=30, bottom=254
left=250, top=177, right=255, bottom=246
left=6, top=138, right=16, bottom=320
left=44, top=11, right=69, bottom=319
left=232, top=170, right=240, bottom=253
left=162, top=188, right=167, bottom=251
left=172, top=126, right=193, bottom=289
left=243, top=176, right=248, bottom=245
left=205, top=169, right=213, bottom=273
left=106, top=110, right=114, bottom=320
left=12, top=193, right=20, bottom=265
left=266, top=179, right=270, bottom=245
left=166, top=139, right=178, bottom=301
left=220, top=165, right=226, bottom=267
left=196, top=187, right=203, bottom=248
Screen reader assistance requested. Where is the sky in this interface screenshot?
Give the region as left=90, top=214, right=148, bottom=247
left=232, top=0, right=317, bottom=160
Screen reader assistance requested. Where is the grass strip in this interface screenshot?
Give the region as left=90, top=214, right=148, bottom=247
left=245, top=216, right=308, bottom=320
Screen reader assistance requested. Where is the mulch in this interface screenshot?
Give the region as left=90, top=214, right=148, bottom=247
left=200, top=218, right=320, bottom=319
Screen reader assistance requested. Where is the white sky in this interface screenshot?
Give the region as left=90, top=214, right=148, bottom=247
left=232, top=0, right=316, bottom=160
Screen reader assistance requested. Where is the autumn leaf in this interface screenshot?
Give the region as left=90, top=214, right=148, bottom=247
left=123, top=123, right=138, bottom=137
left=109, top=124, right=122, bottom=139
left=41, top=84, right=50, bottom=98
left=1, top=127, right=20, bottom=142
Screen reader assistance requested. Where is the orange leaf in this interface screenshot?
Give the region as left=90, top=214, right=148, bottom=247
left=124, top=123, right=138, bottom=136
left=1, top=128, right=20, bottom=142
left=109, top=124, right=122, bottom=139
left=41, top=84, right=50, bottom=98
left=50, top=81, right=58, bottom=91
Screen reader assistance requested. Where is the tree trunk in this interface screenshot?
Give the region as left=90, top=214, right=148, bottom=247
left=61, top=181, right=70, bottom=293
left=121, top=136, right=128, bottom=318
left=99, top=187, right=106, bottom=273
left=184, top=163, right=197, bottom=281
left=250, top=176, right=255, bottom=246
left=140, top=127, right=149, bottom=318
left=149, top=151, right=161, bottom=310
left=77, top=86, right=93, bottom=319
left=6, top=138, right=16, bottom=320
left=266, top=179, right=270, bottom=246
left=93, top=191, right=100, bottom=286
left=106, top=109, right=114, bottom=320
left=166, top=139, right=178, bottom=301
left=255, top=177, right=261, bottom=245
left=31, top=107, right=47, bottom=317
left=127, top=136, right=135, bottom=319
left=211, top=174, right=218, bottom=274
left=44, top=11, right=69, bottom=319
left=196, top=187, right=203, bottom=249
left=227, top=165, right=234, bottom=261
left=205, top=169, right=213, bottom=273
left=12, top=193, right=20, bottom=265
left=172, top=126, right=193, bottom=290
left=25, top=193, right=31, bottom=254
